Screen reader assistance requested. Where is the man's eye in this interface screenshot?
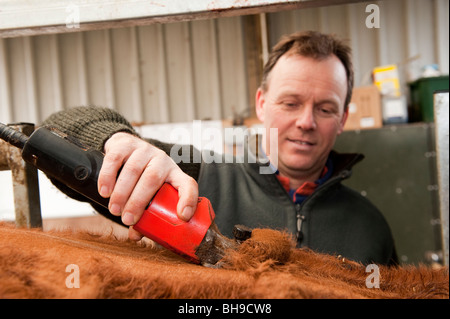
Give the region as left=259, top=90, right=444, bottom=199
left=317, top=106, right=336, bottom=116
left=283, top=102, right=298, bottom=107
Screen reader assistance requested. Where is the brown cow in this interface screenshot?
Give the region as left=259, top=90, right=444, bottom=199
left=0, top=221, right=448, bottom=299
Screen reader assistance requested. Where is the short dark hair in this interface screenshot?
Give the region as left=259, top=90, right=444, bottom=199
left=261, top=31, right=354, bottom=110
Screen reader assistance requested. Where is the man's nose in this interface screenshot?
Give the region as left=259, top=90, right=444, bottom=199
left=295, top=105, right=317, bottom=131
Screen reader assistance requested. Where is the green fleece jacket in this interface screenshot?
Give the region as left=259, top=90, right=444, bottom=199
left=43, top=106, right=397, bottom=265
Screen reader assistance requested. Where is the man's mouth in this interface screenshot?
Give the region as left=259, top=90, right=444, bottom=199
left=287, top=138, right=315, bottom=146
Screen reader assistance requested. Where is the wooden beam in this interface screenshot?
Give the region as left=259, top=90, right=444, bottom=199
left=242, top=14, right=264, bottom=120
left=0, top=123, right=43, bottom=228
left=0, top=0, right=368, bottom=38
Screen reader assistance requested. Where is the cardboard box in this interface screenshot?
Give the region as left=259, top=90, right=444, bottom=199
left=344, top=85, right=383, bottom=131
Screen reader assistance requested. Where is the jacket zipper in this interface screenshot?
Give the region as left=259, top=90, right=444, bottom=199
left=295, top=202, right=305, bottom=242
left=294, top=172, right=349, bottom=244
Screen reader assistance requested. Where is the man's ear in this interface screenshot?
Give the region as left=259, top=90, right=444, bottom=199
left=255, top=88, right=265, bottom=122
left=337, top=107, right=349, bottom=135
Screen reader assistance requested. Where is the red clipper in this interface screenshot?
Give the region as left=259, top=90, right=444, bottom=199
left=133, top=183, right=215, bottom=264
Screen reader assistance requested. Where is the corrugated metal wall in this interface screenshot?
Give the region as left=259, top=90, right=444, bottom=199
left=0, top=0, right=448, bottom=125
left=0, top=16, right=249, bottom=125
left=267, top=0, right=449, bottom=92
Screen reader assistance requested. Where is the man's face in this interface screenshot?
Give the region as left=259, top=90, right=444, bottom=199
left=256, top=54, right=349, bottom=180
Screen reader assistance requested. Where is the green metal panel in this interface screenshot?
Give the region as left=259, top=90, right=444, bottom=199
left=334, top=124, right=442, bottom=265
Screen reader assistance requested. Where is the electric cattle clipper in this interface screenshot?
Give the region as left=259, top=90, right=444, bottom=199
left=0, top=123, right=253, bottom=267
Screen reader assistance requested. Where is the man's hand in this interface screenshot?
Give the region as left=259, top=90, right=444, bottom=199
left=97, top=132, right=198, bottom=240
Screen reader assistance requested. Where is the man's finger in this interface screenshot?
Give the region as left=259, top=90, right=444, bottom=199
left=169, top=173, right=199, bottom=221
left=108, top=148, right=155, bottom=218
left=98, top=150, right=125, bottom=199
left=128, top=226, right=144, bottom=241
left=121, top=154, right=171, bottom=225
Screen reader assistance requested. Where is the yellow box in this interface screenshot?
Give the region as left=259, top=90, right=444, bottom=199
left=373, top=64, right=401, bottom=97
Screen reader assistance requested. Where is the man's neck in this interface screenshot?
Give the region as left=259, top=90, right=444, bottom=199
left=277, top=168, right=322, bottom=190
left=260, top=134, right=324, bottom=189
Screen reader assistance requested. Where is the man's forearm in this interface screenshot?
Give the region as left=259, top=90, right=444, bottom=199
left=42, top=106, right=138, bottom=152
left=42, top=106, right=201, bottom=180
left=40, top=106, right=201, bottom=227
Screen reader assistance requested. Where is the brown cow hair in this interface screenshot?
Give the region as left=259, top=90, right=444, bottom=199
left=0, top=222, right=448, bottom=299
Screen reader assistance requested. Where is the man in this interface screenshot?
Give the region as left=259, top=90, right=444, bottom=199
left=43, top=31, right=397, bottom=265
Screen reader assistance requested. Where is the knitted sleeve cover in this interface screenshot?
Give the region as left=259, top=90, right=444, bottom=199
left=42, top=106, right=138, bottom=151
left=42, top=106, right=200, bottom=180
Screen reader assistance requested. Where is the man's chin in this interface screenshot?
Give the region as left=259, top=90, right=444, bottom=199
left=278, top=158, right=315, bottom=173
